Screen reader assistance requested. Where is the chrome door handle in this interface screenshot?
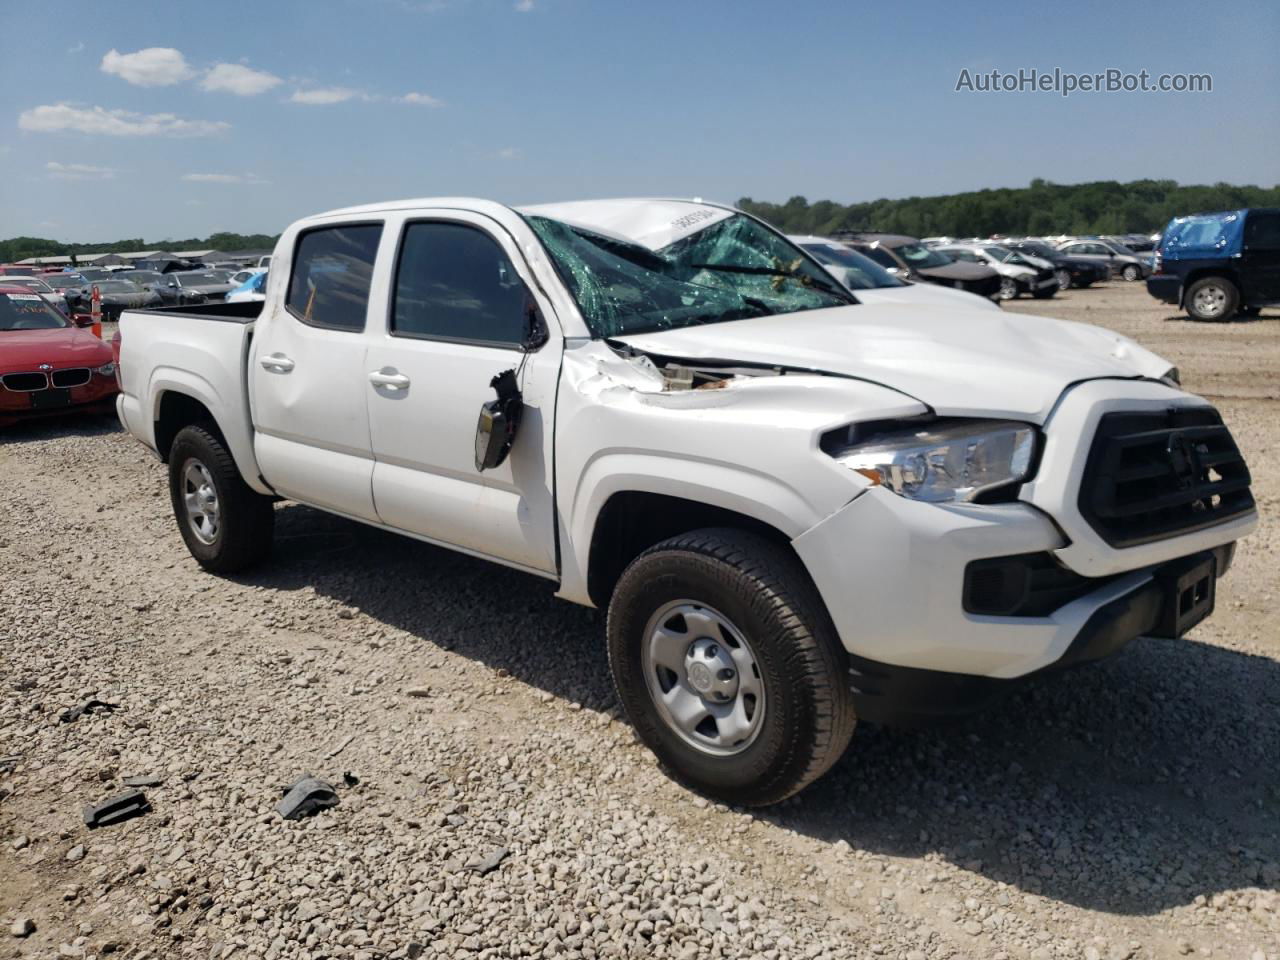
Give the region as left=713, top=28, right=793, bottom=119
left=369, top=370, right=411, bottom=390
left=259, top=353, right=295, bottom=373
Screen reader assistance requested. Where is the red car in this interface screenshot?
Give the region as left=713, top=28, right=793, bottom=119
left=0, top=285, right=118, bottom=427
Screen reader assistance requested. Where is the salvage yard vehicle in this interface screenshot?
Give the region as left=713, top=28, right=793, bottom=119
left=116, top=197, right=1257, bottom=805
left=64, top=278, right=162, bottom=323
left=1003, top=240, right=1109, bottom=290
left=0, top=285, right=118, bottom=427
left=1147, top=208, right=1280, bottom=321
left=932, top=243, right=1049, bottom=300
left=787, top=236, right=999, bottom=310
left=840, top=233, right=1004, bottom=300
left=1057, top=238, right=1151, bottom=281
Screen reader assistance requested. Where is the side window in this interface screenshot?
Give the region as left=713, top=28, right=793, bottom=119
left=392, top=221, right=528, bottom=345
left=1244, top=213, right=1280, bottom=250
left=286, top=223, right=382, bottom=331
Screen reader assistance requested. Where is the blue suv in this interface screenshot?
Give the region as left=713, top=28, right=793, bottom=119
left=1148, top=208, right=1280, bottom=321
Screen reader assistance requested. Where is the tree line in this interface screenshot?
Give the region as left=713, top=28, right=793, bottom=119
left=737, top=179, right=1280, bottom=239
left=0, top=231, right=280, bottom=264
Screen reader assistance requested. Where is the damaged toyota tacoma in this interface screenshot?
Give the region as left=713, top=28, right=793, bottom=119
left=115, top=197, right=1258, bottom=805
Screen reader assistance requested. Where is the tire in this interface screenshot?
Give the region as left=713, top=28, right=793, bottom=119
left=606, top=528, right=857, bottom=806
left=1121, top=263, right=1141, bottom=282
left=168, top=423, right=274, bottom=573
left=1184, top=276, right=1239, bottom=322
left=1054, top=269, right=1071, bottom=291
left=996, top=276, right=1018, bottom=300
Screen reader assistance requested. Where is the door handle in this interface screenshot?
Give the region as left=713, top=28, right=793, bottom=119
left=369, top=369, right=411, bottom=390
left=259, top=353, right=295, bottom=373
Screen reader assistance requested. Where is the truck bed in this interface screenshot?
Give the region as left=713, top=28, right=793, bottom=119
left=133, top=300, right=263, bottom=323
left=116, top=299, right=269, bottom=493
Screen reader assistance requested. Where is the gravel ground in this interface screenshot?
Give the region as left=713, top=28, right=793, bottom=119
left=2, top=282, right=1277, bottom=960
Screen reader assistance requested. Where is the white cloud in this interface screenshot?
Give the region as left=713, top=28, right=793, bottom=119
left=290, top=87, right=362, bottom=105
left=100, top=47, right=193, bottom=87
left=201, top=62, right=283, bottom=96
left=19, top=104, right=230, bottom=138
left=180, top=172, right=270, bottom=184
left=515, top=0, right=534, bottom=10
left=497, top=146, right=522, bottom=160
left=396, top=92, right=443, bottom=107
left=46, top=161, right=116, bottom=181
left=67, top=41, right=85, bottom=54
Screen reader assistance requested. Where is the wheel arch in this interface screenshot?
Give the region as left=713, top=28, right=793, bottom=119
left=149, top=370, right=271, bottom=495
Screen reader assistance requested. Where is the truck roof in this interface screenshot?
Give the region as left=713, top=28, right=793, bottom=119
left=303, top=196, right=737, bottom=252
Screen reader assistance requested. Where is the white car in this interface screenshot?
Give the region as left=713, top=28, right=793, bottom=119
left=115, top=196, right=1256, bottom=806
left=933, top=243, right=1060, bottom=300
left=788, top=236, right=999, bottom=310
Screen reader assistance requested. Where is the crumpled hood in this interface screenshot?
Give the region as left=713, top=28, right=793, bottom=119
left=0, top=327, right=113, bottom=372
left=610, top=303, right=1174, bottom=423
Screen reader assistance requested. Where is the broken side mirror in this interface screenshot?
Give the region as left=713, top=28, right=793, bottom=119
left=523, top=300, right=548, bottom=352
left=474, top=368, right=523, bottom=472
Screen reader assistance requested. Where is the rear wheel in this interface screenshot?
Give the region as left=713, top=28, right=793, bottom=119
left=606, top=529, right=857, bottom=806
left=168, top=423, right=274, bottom=573
left=1121, top=263, right=1141, bottom=281
left=1185, top=276, right=1238, bottom=322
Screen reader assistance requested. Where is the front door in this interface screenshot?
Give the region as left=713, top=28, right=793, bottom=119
left=250, top=221, right=385, bottom=522
left=364, top=214, right=561, bottom=574
left=1241, top=211, right=1280, bottom=303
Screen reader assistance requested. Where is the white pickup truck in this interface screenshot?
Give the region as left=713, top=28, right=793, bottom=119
left=116, top=197, right=1257, bottom=805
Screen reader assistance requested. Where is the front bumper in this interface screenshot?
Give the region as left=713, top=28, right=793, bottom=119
left=0, top=375, right=118, bottom=425
left=792, top=379, right=1255, bottom=693
left=843, top=545, right=1232, bottom=724
left=1146, top=274, right=1181, bottom=304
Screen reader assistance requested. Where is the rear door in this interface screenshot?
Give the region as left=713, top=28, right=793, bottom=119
left=249, top=220, right=386, bottom=522
left=1241, top=211, right=1280, bottom=302
left=364, top=212, right=561, bottom=574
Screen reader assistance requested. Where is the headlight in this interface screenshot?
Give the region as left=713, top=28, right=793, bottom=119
left=830, top=420, right=1037, bottom=503
left=96, top=363, right=116, bottom=377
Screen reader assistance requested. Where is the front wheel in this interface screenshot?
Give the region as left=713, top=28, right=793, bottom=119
left=1185, top=276, right=1239, bottom=322
left=606, top=529, right=857, bottom=806
left=1054, top=268, right=1071, bottom=291
left=168, top=423, right=274, bottom=573
left=1121, top=263, right=1140, bottom=281
left=996, top=276, right=1019, bottom=300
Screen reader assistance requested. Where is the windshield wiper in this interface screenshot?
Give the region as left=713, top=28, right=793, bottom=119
left=689, top=263, right=854, bottom=303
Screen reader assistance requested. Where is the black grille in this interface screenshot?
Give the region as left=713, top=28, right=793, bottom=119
left=964, top=552, right=1110, bottom=617
left=2, top=372, right=47, bottom=391
left=51, top=368, right=90, bottom=388
left=1080, top=408, right=1253, bottom=548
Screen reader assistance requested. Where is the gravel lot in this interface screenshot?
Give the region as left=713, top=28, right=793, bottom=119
left=2, top=282, right=1277, bottom=960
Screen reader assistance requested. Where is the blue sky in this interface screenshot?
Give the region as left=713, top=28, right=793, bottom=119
left=1, top=0, right=1276, bottom=242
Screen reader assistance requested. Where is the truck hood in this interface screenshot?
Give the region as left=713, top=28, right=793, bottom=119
left=610, top=303, right=1173, bottom=423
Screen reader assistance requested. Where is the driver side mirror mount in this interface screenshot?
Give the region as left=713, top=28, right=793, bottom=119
left=523, top=301, right=549, bottom=351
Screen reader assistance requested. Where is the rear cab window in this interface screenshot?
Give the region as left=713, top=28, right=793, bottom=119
left=285, top=223, right=383, bottom=331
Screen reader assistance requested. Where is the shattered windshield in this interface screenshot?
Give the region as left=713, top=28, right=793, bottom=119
left=525, top=213, right=852, bottom=338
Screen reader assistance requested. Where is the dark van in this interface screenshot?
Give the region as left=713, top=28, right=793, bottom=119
left=1148, top=208, right=1280, bottom=321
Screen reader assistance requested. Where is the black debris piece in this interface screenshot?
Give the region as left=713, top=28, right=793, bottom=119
left=342, top=771, right=359, bottom=787
left=276, top=775, right=339, bottom=821
left=0, top=755, right=20, bottom=774
left=122, top=774, right=164, bottom=788
left=59, top=699, right=119, bottom=724
left=84, top=789, right=151, bottom=829
left=464, top=847, right=509, bottom=876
